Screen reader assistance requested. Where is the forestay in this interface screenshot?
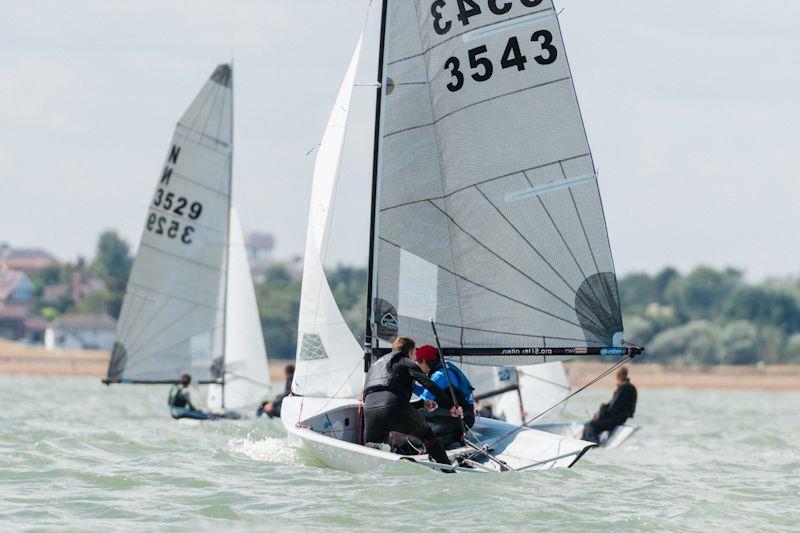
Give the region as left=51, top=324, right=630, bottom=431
left=371, top=0, right=624, bottom=366
left=107, top=64, right=233, bottom=382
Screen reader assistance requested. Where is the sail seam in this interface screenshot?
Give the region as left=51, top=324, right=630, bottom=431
left=125, top=322, right=225, bottom=375
left=175, top=124, right=230, bottom=150
left=383, top=76, right=570, bottom=138
left=524, top=170, right=607, bottom=326
left=124, top=303, right=202, bottom=362
left=138, top=242, right=225, bottom=272
left=379, top=152, right=591, bottom=213
left=161, top=168, right=232, bottom=197
left=127, top=280, right=225, bottom=310
left=380, top=237, right=602, bottom=340
left=432, top=319, right=597, bottom=344
left=427, top=197, right=608, bottom=335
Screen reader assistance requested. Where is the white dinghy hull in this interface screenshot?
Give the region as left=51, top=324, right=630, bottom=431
left=530, top=422, right=640, bottom=449
left=281, top=396, right=595, bottom=473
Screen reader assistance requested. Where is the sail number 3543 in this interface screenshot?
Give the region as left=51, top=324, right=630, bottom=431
left=444, top=31, right=556, bottom=92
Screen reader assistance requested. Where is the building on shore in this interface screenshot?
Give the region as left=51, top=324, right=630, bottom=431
left=0, top=267, right=35, bottom=304
left=45, top=313, right=117, bottom=351
left=0, top=243, right=56, bottom=273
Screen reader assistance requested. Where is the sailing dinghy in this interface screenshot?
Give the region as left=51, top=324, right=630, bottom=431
left=282, top=1, right=641, bottom=472
left=473, top=362, right=640, bottom=448
left=104, top=64, right=272, bottom=418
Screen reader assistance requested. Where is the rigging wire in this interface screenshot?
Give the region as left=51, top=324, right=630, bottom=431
left=465, top=355, right=634, bottom=462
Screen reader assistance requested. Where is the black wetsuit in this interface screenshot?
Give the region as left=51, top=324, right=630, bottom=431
left=417, top=360, right=476, bottom=447
left=168, top=385, right=212, bottom=420
left=583, top=380, right=637, bottom=442
left=363, top=352, right=453, bottom=465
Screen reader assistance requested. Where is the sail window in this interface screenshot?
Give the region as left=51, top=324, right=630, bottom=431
left=399, top=249, right=439, bottom=323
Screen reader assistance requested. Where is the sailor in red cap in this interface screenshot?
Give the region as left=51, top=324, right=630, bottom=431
left=413, top=345, right=476, bottom=447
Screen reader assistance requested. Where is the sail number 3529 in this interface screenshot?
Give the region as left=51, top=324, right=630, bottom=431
left=444, top=31, right=557, bottom=92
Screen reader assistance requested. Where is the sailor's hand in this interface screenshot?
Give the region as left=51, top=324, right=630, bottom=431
left=450, top=406, right=463, bottom=418
left=423, top=399, right=438, bottom=412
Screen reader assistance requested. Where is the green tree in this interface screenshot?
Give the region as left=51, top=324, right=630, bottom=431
left=722, top=286, right=800, bottom=335
left=665, top=266, right=742, bottom=321
left=718, top=321, right=759, bottom=365
left=256, top=265, right=301, bottom=359
left=648, top=320, right=720, bottom=364
left=618, top=273, right=657, bottom=314
left=89, top=231, right=132, bottom=318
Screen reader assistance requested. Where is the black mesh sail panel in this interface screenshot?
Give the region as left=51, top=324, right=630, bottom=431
left=372, top=1, right=623, bottom=364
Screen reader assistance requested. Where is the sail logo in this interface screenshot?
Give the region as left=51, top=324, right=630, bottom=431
left=380, top=313, right=398, bottom=329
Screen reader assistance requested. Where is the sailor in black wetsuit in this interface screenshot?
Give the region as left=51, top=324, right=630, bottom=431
left=582, top=367, right=637, bottom=443
left=363, top=337, right=456, bottom=466
left=168, top=374, right=215, bottom=420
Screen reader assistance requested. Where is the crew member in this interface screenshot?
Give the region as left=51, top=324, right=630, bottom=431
left=363, top=337, right=456, bottom=467
left=581, top=367, right=637, bottom=443
left=413, top=345, right=476, bottom=447
left=168, top=374, right=214, bottom=420
left=258, top=364, right=295, bottom=418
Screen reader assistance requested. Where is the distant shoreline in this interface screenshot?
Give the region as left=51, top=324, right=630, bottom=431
left=1, top=339, right=798, bottom=390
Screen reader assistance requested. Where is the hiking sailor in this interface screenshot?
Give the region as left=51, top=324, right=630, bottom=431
left=168, top=374, right=216, bottom=420
left=362, top=337, right=457, bottom=467
left=581, top=367, right=637, bottom=443
left=413, top=345, right=476, bottom=448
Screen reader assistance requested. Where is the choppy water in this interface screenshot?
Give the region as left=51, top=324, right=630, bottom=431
left=1, top=375, right=798, bottom=531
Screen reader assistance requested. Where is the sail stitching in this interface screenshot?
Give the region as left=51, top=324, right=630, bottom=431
left=162, top=168, right=232, bottom=196
left=433, top=319, right=598, bottom=345
left=427, top=197, right=609, bottom=336
left=126, top=321, right=225, bottom=375
left=138, top=242, right=225, bottom=272
left=381, top=237, right=602, bottom=340
left=384, top=76, right=570, bottom=138
left=124, top=302, right=203, bottom=365
left=379, top=153, right=591, bottom=213
left=127, top=280, right=225, bottom=310
left=473, top=184, right=610, bottom=334
left=561, top=160, right=616, bottom=321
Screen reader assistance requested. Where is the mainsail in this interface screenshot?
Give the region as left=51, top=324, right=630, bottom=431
left=370, top=0, right=625, bottom=365
left=108, top=64, right=240, bottom=384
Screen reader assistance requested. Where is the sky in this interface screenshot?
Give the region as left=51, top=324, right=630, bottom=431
left=1, top=0, right=798, bottom=280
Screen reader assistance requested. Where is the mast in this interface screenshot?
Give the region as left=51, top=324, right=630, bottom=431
left=220, top=61, right=234, bottom=408
left=364, top=0, right=389, bottom=371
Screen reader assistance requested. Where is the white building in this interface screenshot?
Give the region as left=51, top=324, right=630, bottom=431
left=45, top=313, right=117, bottom=351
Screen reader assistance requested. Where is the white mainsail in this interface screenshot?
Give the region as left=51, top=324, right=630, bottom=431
left=108, top=65, right=271, bottom=409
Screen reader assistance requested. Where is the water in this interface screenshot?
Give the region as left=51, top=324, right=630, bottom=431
left=1, top=375, right=798, bottom=531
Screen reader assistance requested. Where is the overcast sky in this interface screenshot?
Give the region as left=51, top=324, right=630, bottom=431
left=1, top=1, right=798, bottom=280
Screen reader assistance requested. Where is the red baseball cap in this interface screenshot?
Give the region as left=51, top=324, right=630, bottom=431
left=415, top=345, right=439, bottom=362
